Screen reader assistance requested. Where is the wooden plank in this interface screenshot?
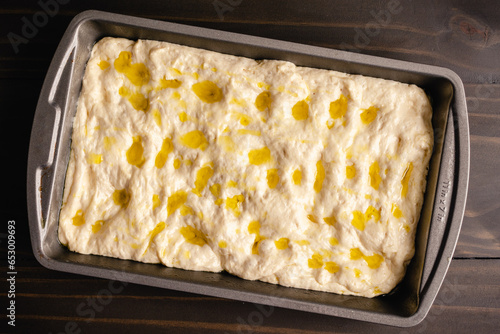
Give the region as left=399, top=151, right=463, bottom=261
left=456, top=83, right=500, bottom=257
left=7, top=257, right=500, bottom=333
left=0, top=0, right=499, bottom=81
left=2, top=1, right=499, bottom=332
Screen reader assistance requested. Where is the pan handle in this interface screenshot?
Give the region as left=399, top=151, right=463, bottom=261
left=27, top=25, right=78, bottom=261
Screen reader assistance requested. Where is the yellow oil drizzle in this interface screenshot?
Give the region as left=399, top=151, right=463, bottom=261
left=180, top=225, right=207, bottom=247
left=155, top=137, right=174, bottom=168
left=345, top=146, right=353, bottom=159
left=114, top=51, right=150, bottom=86
left=219, top=135, right=236, bottom=153
left=180, top=130, right=208, bottom=151
left=227, top=180, right=238, bottom=188
left=307, top=215, right=318, bottom=223
left=292, top=168, right=302, bottom=185
left=294, top=240, right=310, bottom=246
left=248, top=220, right=260, bottom=234
left=103, top=136, right=116, bottom=151
left=248, top=220, right=265, bottom=254
left=178, top=112, right=188, bottom=122
left=218, top=240, right=227, bottom=248
left=237, top=112, right=252, bottom=126
left=325, top=261, right=340, bottom=274
left=350, top=248, right=363, bottom=260
left=266, top=169, right=279, bottom=189
left=152, top=109, right=162, bottom=127
left=143, top=222, right=166, bottom=255
left=255, top=91, right=272, bottom=111
left=210, top=183, right=221, bottom=198
left=274, top=238, right=289, bottom=250
left=119, top=86, right=149, bottom=112
left=360, top=106, right=378, bottom=124
left=351, top=211, right=365, bottom=230
left=314, top=160, right=325, bottom=193
left=126, top=136, right=146, bottom=168
left=192, top=80, right=223, bottom=103
left=167, top=190, right=187, bottom=216
left=88, top=153, right=102, bottom=164
left=346, top=165, right=356, bottom=179
left=230, top=98, right=247, bottom=107
left=308, top=252, right=324, bottom=269
left=329, top=94, right=348, bottom=119
left=391, top=203, right=403, bottom=218
left=277, top=85, right=299, bottom=97
left=323, top=216, right=336, bottom=226
left=169, top=67, right=182, bottom=76
left=156, top=77, right=181, bottom=91
left=113, top=189, right=130, bottom=208
left=257, top=82, right=270, bottom=90
left=152, top=194, right=161, bottom=210
left=248, top=147, right=271, bottom=165
left=350, top=248, right=384, bottom=269
left=401, top=162, right=414, bottom=198
left=365, top=205, right=381, bottom=221
left=326, top=119, right=335, bottom=129
left=369, top=161, right=381, bottom=190
left=292, top=100, right=309, bottom=120
left=192, top=166, right=214, bottom=196
left=72, top=210, right=85, bottom=226
left=180, top=205, right=194, bottom=216
left=173, top=158, right=182, bottom=169
left=329, top=237, right=339, bottom=246
left=92, top=220, right=104, bottom=233
left=98, top=60, right=110, bottom=70
left=351, top=205, right=381, bottom=231
left=225, top=194, right=244, bottom=217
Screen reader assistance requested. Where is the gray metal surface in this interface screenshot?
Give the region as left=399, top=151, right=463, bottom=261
left=26, top=10, right=469, bottom=327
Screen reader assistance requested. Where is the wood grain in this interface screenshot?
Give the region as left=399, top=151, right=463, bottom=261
left=3, top=254, right=499, bottom=333
left=457, top=83, right=500, bottom=258
left=2, top=0, right=499, bottom=332
left=1, top=0, right=499, bottom=81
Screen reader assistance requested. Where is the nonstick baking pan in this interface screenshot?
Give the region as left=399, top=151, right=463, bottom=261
left=27, top=10, right=469, bottom=327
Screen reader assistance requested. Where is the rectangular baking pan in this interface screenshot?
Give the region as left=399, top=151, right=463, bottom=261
left=27, top=10, right=469, bottom=327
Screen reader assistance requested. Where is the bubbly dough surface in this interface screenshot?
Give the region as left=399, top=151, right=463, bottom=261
left=59, top=37, right=433, bottom=297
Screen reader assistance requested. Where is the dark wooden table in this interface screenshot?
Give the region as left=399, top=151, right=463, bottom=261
left=3, top=1, right=499, bottom=333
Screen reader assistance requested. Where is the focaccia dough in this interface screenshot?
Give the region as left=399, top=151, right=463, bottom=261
left=59, top=37, right=433, bottom=297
